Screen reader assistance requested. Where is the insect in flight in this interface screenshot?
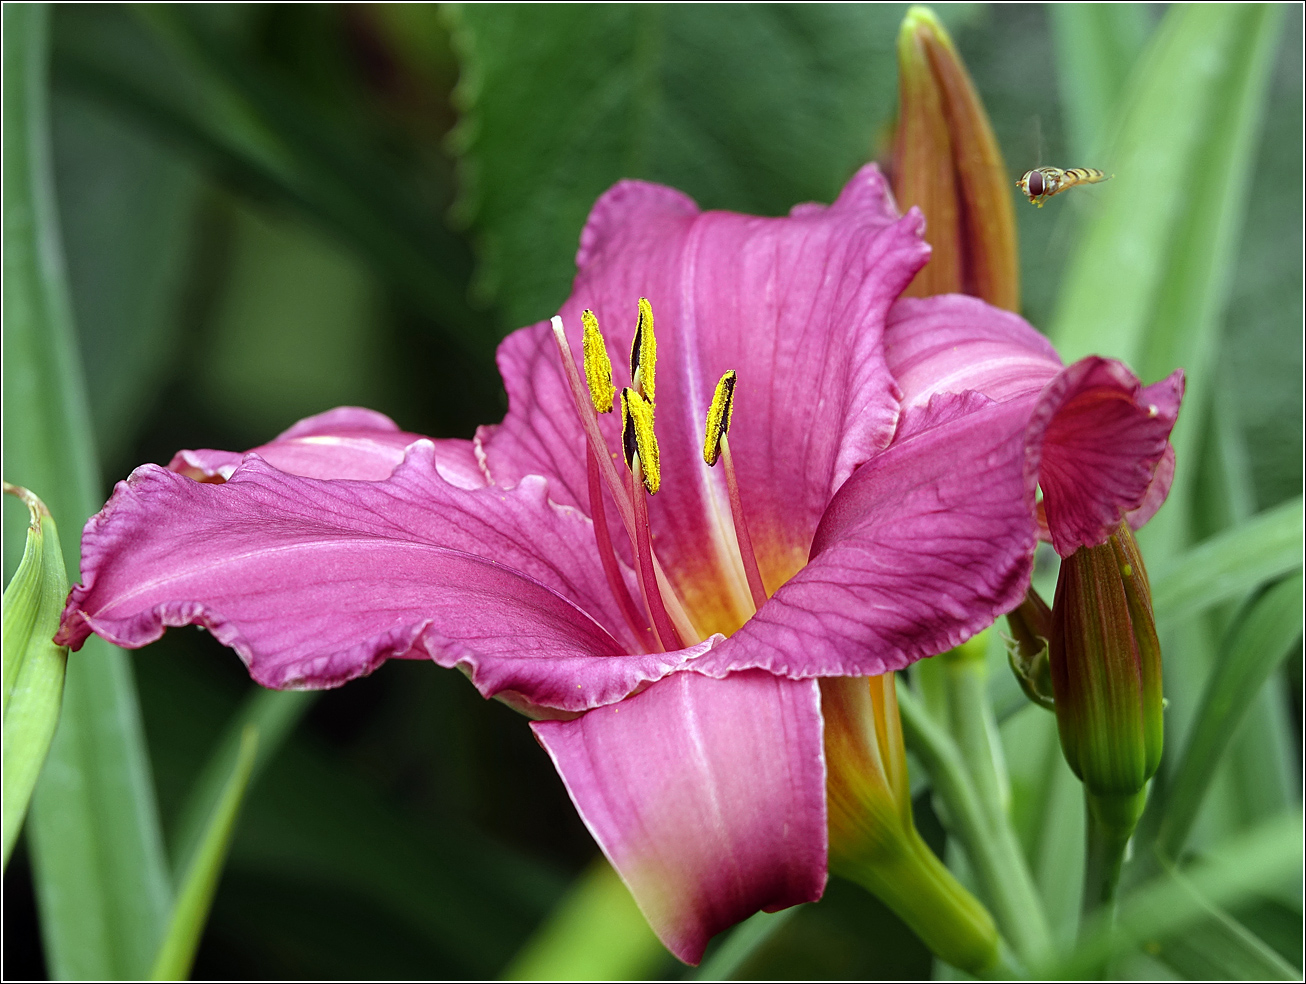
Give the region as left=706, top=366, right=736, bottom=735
left=1017, top=167, right=1111, bottom=207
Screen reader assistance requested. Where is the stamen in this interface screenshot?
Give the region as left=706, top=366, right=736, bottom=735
left=581, top=309, right=615, bottom=414
left=703, top=371, right=768, bottom=611
left=702, top=370, right=737, bottom=466
left=587, top=450, right=656, bottom=651
left=551, top=317, right=637, bottom=535
left=619, top=387, right=684, bottom=649
left=620, top=387, right=661, bottom=494
left=719, top=434, right=769, bottom=611
left=629, top=297, right=657, bottom=403
left=552, top=315, right=699, bottom=645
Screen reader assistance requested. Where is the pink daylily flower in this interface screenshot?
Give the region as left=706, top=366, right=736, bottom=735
left=55, top=164, right=1177, bottom=963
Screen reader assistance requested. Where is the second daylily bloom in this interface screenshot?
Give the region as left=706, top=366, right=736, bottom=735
left=54, top=163, right=1172, bottom=964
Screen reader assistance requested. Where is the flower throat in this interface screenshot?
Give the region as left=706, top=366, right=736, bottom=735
left=550, top=299, right=768, bottom=655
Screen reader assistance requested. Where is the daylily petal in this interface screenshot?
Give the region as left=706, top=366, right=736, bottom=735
left=885, top=295, right=1060, bottom=406
left=1031, top=359, right=1185, bottom=556
left=57, top=444, right=711, bottom=710
left=691, top=394, right=1035, bottom=679
left=482, top=165, right=929, bottom=636
left=532, top=670, right=827, bottom=964
left=168, top=406, right=487, bottom=487
left=884, top=295, right=1184, bottom=555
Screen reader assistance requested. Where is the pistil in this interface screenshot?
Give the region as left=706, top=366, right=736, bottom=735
left=703, top=371, right=768, bottom=612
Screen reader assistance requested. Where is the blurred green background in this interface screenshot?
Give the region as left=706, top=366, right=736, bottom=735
left=3, top=4, right=1301, bottom=979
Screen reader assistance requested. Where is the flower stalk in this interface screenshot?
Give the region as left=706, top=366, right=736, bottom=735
left=823, top=675, right=1008, bottom=975
left=906, top=650, right=1052, bottom=967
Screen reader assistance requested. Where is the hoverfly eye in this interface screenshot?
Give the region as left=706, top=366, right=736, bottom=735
left=1027, top=170, right=1044, bottom=196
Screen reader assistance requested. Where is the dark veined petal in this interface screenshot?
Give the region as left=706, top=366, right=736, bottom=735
left=533, top=670, right=826, bottom=964
left=690, top=394, right=1036, bottom=679
left=57, top=443, right=718, bottom=711
left=1031, top=359, right=1185, bottom=556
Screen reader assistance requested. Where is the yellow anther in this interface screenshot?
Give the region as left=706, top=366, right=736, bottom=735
left=581, top=309, right=615, bottom=413
left=620, top=387, right=661, bottom=494
left=702, top=370, right=737, bottom=466
left=630, top=297, right=657, bottom=403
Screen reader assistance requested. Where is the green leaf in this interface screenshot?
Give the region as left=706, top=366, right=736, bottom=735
left=1050, top=2, right=1284, bottom=560
left=1218, top=10, right=1303, bottom=512
left=227, top=725, right=566, bottom=976
left=1049, top=3, right=1153, bottom=162
left=897, top=684, right=1049, bottom=965
left=1152, top=572, right=1304, bottom=862
left=503, top=859, right=669, bottom=981
left=1150, top=497, right=1303, bottom=622
left=149, top=723, right=258, bottom=981
left=999, top=705, right=1084, bottom=947
left=1047, top=6, right=1287, bottom=853
left=1, top=485, right=68, bottom=870
left=1153, top=886, right=1299, bottom=982
left=47, top=8, right=201, bottom=472
left=2, top=4, right=171, bottom=976
left=1042, top=812, right=1303, bottom=979
left=169, top=688, right=314, bottom=884
left=446, top=3, right=909, bottom=329
left=49, top=4, right=488, bottom=352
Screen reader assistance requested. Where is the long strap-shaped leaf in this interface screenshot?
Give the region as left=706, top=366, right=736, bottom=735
left=49, top=5, right=489, bottom=355
left=1150, top=497, right=1303, bottom=622
left=503, top=859, right=668, bottom=981
left=149, top=725, right=260, bottom=981
left=1152, top=881, right=1299, bottom=982
left=1152, top=572, right=1305, bottom=862
left=2, top=5, right=171, bottom=977
left=1040, top=812, right=1303, bottom=979
left=1048, top=3, right=1153, bottom=164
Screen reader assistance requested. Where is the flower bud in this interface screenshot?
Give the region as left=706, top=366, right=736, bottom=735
left=1048, top=523, right=1163, bottom=805
left=822, top=674, right=1000, bottom=974
left=892, top=6, right=1019, bottom=310
left=1005, top=588, right=1056, bottom=710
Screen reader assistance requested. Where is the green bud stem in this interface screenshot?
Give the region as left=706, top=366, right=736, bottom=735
left=1082, top=788, right=1147, bottom=919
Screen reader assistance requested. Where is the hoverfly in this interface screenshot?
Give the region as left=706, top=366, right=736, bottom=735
left=1017, top=167, right=1111, bottom=207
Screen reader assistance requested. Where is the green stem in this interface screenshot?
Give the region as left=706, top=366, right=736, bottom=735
left=898, top=685, right=1051, bottom=966
left=942, top=646, right=1011, bottom=832
left=943, top=647, right=1052, bottom=961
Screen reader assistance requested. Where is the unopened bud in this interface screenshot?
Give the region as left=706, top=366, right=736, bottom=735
left=1006, top=588, right=1055, bottom=710
left=892, top=6, right=1019, bottom=310
left=1049, top=523, right=1163, bottom=802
